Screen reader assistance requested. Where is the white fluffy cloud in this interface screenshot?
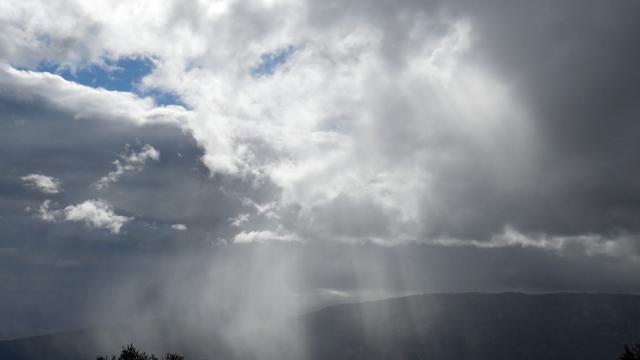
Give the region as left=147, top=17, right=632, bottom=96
left=95, top=144, right=160, bottom=189
left=0, top=65, right=189, bottom=125
left=36, top=199, right=132, bottom=234
left=0, top=1, right=534, bottom=244
left=4, top=0, right=634, bottom=249
left=63, top=199, right=132, bottom=234
left=21, top=174, right=62, bottom=194
left=234, top=228, right=301, bottom=244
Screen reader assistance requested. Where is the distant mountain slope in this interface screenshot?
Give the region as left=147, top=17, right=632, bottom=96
left=2, top=293, right=640, bottom=360
left=299, top=293, right=640, bottom=360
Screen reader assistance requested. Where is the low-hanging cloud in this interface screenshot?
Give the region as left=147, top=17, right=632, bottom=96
left=63, top=199, right=132, bottom=234
left=21, top=174, right=62, bottom=194
left=36, top=199, right=132, bottom=234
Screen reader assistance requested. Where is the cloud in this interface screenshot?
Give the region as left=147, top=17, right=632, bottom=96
left=1, top=0, right=639, bottom=247
left=0, top=0, right=634, bottom=248
left=2, top=1, right=518, bottom=245
left=21, top=174, right=62, bottom=194
left=37, top=199, right=58, bottom=222
left=95, top=144, right=160, bottom=190
left=229, top=213, right=250, bottom=227
left=171, top=223, right=187, bottom=231
left=63, top=199, right=132, bottom=234
left=36, top=199, right=132, bottom=234
left=0, top=66, right=257, bottom=246
left=0, top=65, right=189, bottom=125
left=234, top=228, right=301, bottom=244
left=428, top=226, right=636, bottom=258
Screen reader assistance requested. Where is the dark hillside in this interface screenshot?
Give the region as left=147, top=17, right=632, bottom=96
left=2, top=293, right=640, bottom=360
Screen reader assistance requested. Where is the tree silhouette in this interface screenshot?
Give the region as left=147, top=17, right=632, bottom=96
left=619, top=344, right=640, bottom=360
left=96, top=344, right=183, bottom=360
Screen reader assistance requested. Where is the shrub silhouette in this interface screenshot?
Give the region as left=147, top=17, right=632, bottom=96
left=619, top=344, right=640, bottom=360
left=96, top=344, right=183, bottom=360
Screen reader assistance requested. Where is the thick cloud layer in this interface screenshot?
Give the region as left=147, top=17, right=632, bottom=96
left=1, top=0, right=640, bottom=340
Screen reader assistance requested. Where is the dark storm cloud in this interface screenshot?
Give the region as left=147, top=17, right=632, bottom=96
left=458, top=0, right=640, bottom=239
left=0, top=74, right=278, bottom=338
left=0, top=71, right=285, bottom=243
left=303, top=0, right=640, bottom=241
left=456, top=0, right=640, bottom=237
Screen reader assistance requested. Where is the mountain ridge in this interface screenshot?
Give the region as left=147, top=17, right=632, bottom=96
left=3, top=292, right=640, bottom=359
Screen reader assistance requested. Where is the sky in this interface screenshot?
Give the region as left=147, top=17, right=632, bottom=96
left=1, top=0, right=640, bottom=341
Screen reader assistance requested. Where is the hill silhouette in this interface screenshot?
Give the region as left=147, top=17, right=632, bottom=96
left=2, top=293, right=640, bottom=359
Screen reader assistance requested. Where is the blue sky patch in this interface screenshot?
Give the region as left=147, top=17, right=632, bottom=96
left=251, top=45, right=296, bottom=77
left=142, top=89, right=187, bottom=108
left=37, top=57, right=153, bottom=92
left=32, top=57, right=185, bottom=107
